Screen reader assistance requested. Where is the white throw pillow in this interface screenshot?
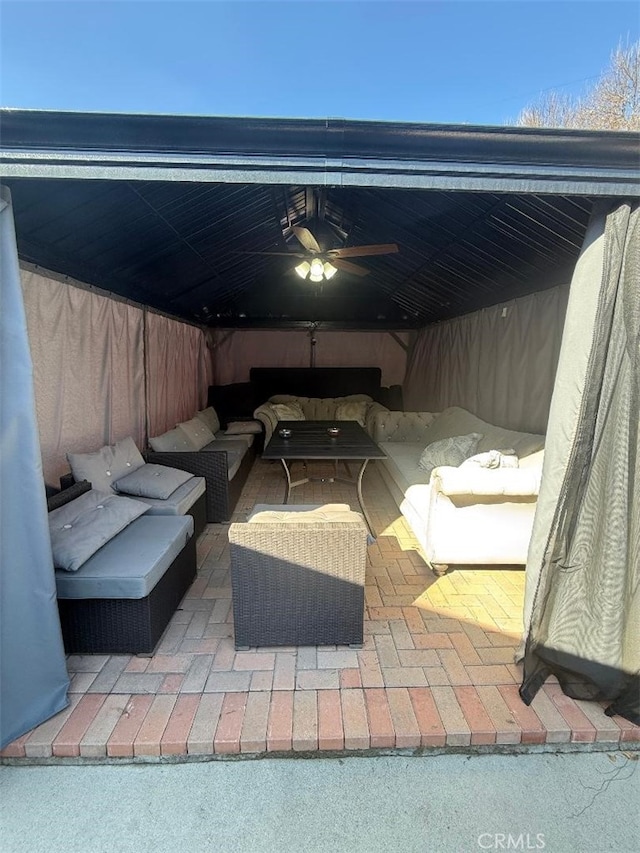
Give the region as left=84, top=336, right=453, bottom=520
left=459, top=449, right=519, bottom=470
left=418, top=433, right=483, bottom=478
left=67, top=436, right=145, bottom=495
left=196, top=407, right=220, bottom=435
left=149, top=428, right=194, bottom=453
left=335, top=401, right=368, bottom=427
left=49, top=489, right=149, bottom=571
left=177, top=417, right=216, bottom=450
left=113, top=463, right=194, bottom=500
left=271, top=402, right=305, bottom=422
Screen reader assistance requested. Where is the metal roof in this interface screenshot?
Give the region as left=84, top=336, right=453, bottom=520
left=1, top=110, right=638, bottom=329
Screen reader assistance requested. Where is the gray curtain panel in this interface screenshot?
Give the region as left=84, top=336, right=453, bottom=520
left=403, top=284, right=569, bottom=434
left=1, top=187, right=70, bottom=748
left=520, top=201, right=639, bottom=724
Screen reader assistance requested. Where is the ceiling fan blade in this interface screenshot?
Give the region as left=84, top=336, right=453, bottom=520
left=232, top=251, right=306, bottom=257
left=329, top=243, right=399, bottom=258
left=292, top=226, right=321, bottom=253
left=332, top=258, right=370, bottom=277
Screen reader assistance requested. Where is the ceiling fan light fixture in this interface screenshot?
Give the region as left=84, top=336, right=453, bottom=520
left=323, top=261, right=338, bottom=280
left=295, top=260, right=311, bottom=279
left=309, top=258, right=325, bottom=278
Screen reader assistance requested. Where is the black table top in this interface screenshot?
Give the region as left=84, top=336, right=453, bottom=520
left=262, top=420, right=386, bottom=461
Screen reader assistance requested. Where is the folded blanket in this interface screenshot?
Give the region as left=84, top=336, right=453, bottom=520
left=459, top=449, right=519, bottom=469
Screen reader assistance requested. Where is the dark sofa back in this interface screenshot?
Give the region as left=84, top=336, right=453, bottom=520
left=249, top=367, right=382, bottom=403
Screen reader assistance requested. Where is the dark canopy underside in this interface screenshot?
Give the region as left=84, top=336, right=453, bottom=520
left=2, top=111, right=637, bottom=329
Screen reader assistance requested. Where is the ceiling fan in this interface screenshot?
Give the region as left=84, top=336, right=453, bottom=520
left=238, top=224, right=399, bottom=281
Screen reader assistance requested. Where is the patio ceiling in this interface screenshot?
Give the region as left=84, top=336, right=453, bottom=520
left=1, top=111, right=638, bottom=330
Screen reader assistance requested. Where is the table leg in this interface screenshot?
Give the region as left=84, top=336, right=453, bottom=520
left=356, top=459, right=375, bottom=537
left=280, top=458, right=292, bottom=504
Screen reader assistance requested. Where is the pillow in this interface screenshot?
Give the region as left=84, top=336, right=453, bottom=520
left=177, top=417, right=216, bottom=451
left=149, top=427, right=195, bottom=453
left=196, top=407, right=220, bottom=435
left=335, top=401, right=368, bottom=427
left=48, top=489, right=149, bottom=572
left=113, top=463, right=194, bottom=500
left=224, top=420, right=263, bottom=435
left=271, top=402, right=305, bottom=422
left=67, top=436, right=145, bottom=494
left=459, top=449, right=519, bottom=470
left=418, top=433, right=483, bottom=478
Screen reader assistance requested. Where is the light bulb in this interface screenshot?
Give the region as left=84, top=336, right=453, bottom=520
left=309, top=258, right=325, bottom=278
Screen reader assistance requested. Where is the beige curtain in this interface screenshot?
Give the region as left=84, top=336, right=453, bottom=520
left=22, top=269, right=145, bottom=484
left=145, top=312, right=213, bottom=436
left=22, top=268, right=213, bottom=483
left=314, top=331, right=408, bottom=387
left=403, top=285, right=570, bottom=433
left=209, top=328, right=408, bottom=387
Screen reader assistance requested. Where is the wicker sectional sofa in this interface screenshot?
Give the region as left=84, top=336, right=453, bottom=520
left=371, top=406, right=545, bottom=574
left=146, top=407, right=257, bottom=523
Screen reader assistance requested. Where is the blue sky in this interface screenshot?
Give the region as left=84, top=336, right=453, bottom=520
left=1, top=1, right=638, bottom=126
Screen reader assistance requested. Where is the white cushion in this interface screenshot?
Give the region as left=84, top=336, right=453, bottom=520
left=335, top=401, right=368, bottom=427
left=248, top=503, right=365, bottom=526
left=149, top=427, right=195, bottom=452
left=177, top=417, right=216, bottom=450
left=196, top=407, right=220, bottom=435
left=113, top=463, right=194, bottom=500
left=271, top=402, right=305, bottom=422
left=418, top=433, right=483, bottom=478
left=49, top=489, right=149, bottom=572
left=67, top=436, right=145, bottom=495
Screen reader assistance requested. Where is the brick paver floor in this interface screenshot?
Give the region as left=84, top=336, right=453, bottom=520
left=3, top=458, right=638, bottom=760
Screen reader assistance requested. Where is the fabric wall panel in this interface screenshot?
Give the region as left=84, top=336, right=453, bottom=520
left=314, top=331, right=408, bottom=387
left=21, top=270, right=145, bottom=484
left=209, top=329, right=408, bottom=387
left=404, top=285, right=569, bottom=434
left=210, top=330, right=310, bottom=385
left=145, top=312, right=213, bottom=436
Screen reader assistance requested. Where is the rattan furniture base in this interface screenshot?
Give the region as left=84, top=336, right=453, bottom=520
left=229, top=506, right=368, bottom=648
left=145, top=446, right=256, bottom=523
left=57, top=534, right=197, bottom=655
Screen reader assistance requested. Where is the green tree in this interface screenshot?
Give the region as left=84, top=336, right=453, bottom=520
left=516, top=41, right=639, bottom=131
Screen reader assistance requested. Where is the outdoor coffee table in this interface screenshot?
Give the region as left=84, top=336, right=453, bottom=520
left=262, top=419, right=386, bottom=534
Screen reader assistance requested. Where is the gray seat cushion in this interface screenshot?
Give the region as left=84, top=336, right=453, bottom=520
left=200, top=439, right=247, bottom=480
left=135, top=475, right=205, bottom=516
left=54, top=515, right=194, bottom=600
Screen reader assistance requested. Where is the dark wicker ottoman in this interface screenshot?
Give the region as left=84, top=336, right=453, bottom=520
left=55, top=517, right=197, bottom=655
left=229, top=504, right=368, bottom=649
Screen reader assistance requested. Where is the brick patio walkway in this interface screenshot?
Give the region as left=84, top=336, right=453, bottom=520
left=3, top=458, right=639, bottom=760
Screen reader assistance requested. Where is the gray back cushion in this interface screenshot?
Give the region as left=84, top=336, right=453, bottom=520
left=177, top=417, right=216, bottom=450
left=195, top=407, right=220, bottom=435
left=67, top=436, right=145, bottom=494
left=149, top=427, right=194, bottom=452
